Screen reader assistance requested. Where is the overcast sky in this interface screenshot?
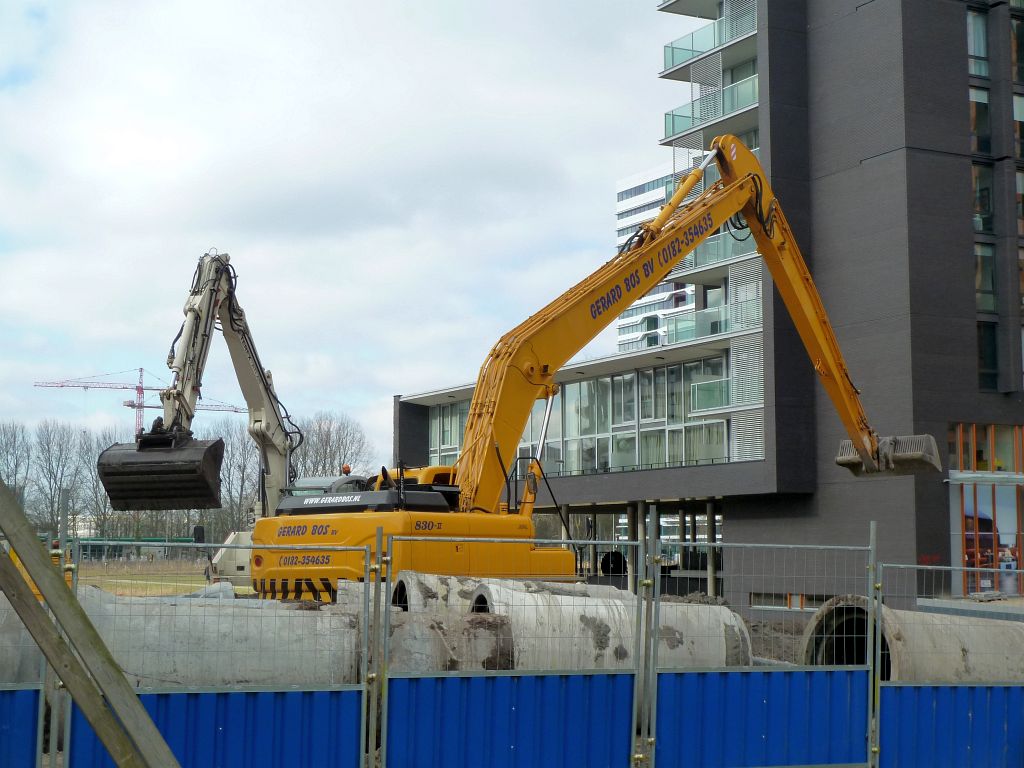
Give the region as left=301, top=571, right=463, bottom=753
left=0, top=2, right=700, bottom=467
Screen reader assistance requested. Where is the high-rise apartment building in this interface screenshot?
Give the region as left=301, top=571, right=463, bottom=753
left=394, top=0, right=1024, bottom=597
left=614, top=165, right=697, bottom=352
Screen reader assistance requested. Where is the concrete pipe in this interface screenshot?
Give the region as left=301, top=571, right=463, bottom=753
left=75, top=586, right=362, bottom=687
left=392, top=572, right=481, bottom=612
left=801, top=594, right=1024, bottom=682
left=392, top=571, right=634, bottom=613
left=471, top=582, right=751, bottom=670
left=387, top=611, right=515, bottom=674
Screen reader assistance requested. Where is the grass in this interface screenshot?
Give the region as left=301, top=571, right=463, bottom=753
left=77, top=559, right=210, bottom=596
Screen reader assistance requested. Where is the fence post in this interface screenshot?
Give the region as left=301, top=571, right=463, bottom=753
left=631, top=537, right=647, bottom=767
left=365, top=527, right=385, bottom=768
left=865, top=521, right=878, bottom=768
left=378, top=534, right=395, bottom=768
left=647, top=536, right=663, bottom=768
left=870, top=558, right=884, bottom=768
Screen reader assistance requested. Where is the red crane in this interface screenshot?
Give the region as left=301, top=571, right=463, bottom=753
left=34, top=368, right=244, bottom=435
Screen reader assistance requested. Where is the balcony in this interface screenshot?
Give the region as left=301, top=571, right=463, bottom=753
left=674, top=231, right=758, bottom=273
left=691, top=378, right=730, bottom=412
left=664, top=75, right=758, bottom=140
left=663, top=9, right=757, bottom=71
left=665, top=296, right=762, bottom=345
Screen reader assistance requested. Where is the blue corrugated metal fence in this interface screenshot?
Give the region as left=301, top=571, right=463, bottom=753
left=655, top=669, right=869, bottom=768
left=385, top=673, right=634, bottom=768
left=68, top=688, right=362, bottom=768
left=0, top=686, right=41, bottom=768
left=880, top=684, right=1024, bottom=768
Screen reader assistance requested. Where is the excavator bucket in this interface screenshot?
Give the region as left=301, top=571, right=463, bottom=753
left=835, top=434, right=942, bottom=476
left=97, top=437, right=225, bottom=511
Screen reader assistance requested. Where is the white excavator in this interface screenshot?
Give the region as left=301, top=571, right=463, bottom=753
left=96, top=251, right=303, bottom=586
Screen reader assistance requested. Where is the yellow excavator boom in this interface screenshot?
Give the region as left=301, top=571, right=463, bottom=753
left=251, top=135, right=940, bottom=598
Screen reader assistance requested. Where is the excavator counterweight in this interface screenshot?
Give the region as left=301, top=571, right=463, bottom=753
left=98, top=437, right=225, bottom=511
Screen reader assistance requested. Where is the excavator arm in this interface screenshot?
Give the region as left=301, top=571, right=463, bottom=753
left=454, top=135, right=939, bottom=517
left=98, top=252, right=300, bottom=516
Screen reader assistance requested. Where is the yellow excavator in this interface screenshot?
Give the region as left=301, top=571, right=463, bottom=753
left=249, top=135, right=940, bottom=600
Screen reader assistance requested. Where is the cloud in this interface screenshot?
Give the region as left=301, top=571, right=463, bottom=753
left=0, top=1, right=701, bottom=466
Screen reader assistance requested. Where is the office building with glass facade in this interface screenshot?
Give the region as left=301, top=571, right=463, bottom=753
left=394, top=0, right=1024, bottom=596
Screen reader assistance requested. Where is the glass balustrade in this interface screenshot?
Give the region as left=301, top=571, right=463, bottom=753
left=663, top=9, right=757, bottom=70
left=664, top=75, right=759, bottom=139
left=665, top=297, right=762, bottom=345
left=690, top=378, right=730, bottom=412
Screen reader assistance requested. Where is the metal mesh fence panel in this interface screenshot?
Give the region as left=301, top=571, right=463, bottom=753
left=876, top=563, right=1024, bottom=683
left=657, top=540, right=872, bottom=668
left=72, top=540, right=371, bottom=689
left=383, top=536, right=643, bottom=675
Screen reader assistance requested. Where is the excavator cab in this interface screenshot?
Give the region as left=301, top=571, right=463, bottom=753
left=97, top=430, right=225, bottom=511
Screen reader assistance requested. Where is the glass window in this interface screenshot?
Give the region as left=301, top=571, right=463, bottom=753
left=612, top=434, right=636, bottom=469
left=581, top=436, right=597, bottom=471
left=1014, top=18, right=1024, bottom=82
left=542, top=440, right=562, bottom=475
left=993, top=425, right=1015, bottom=471
left=978, top=322, right=999, bottom=390
left=639, top=370, right=654, bottom=420
left=612, top=373, right=636, bottom=425
left=564, top=382, right=581, bottom=439
left=970, top=88, right=990, bottom=154
left=1015, top=96, right=1024, bottom=159
left=973, top=164, right=994, bottom=232
left=654, top=368, right=667, bottom=420
left=596, top=377, right=612, bottom=434
left=563, top=438, right=581, bottom=473
left=596, top=437, right=610, bottom=471
left=579, top=379, right=596, bottom=436
left=667, top=365, right=684, bottom=424
left=640, top=429, right=666, bottom=466
left=1018, top=172, right=1024, bottom=235
left=968, top=10, right=989, bottom=77
left=685, top=421, right=728, bottom=463
left=976, top=243, right=997, bottom=312
left=668, top=429, right=685, bottom=463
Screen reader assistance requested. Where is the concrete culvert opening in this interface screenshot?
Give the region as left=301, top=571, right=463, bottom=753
left=471, top=594, right=491, bottom=613
left=392, top=581, right=409, bottom=612
left=798, top=597, right=891, bottom=682
left=601, top=551, right=627, bottom=576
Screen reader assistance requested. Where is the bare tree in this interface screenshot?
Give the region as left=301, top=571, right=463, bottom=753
left=78, top=425, right=132, bottom=537
left=30, top=420, right=83, bottom=534
left=292, top=411, right=373, bottom=477
left=196, top=417, right=258, bottom=542
left=0, top=421, right=32, bottom=505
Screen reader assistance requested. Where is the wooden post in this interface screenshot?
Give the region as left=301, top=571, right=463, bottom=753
left=0, top=479, right=180, bottom=768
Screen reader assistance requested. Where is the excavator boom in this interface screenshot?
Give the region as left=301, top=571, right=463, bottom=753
left=455, top=135, right=939, bottom=517
left=98, top=252, right=299, bottom=515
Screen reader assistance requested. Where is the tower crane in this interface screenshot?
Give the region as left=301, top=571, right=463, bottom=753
left=34, top=368, right=244, bottom=435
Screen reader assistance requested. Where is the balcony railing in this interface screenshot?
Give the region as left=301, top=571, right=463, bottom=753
left=664, top=75, right=758, bottom=139
left=673, top=230, right=757, bottom=273
left=691, top=378, right=730, bottom=412
left=663, top=9, right=757, bottom=71
left=665, top=296, right=762, bottom=345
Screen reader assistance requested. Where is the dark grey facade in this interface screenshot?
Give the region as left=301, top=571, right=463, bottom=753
left=394, top=0, right=1024, bottom=580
